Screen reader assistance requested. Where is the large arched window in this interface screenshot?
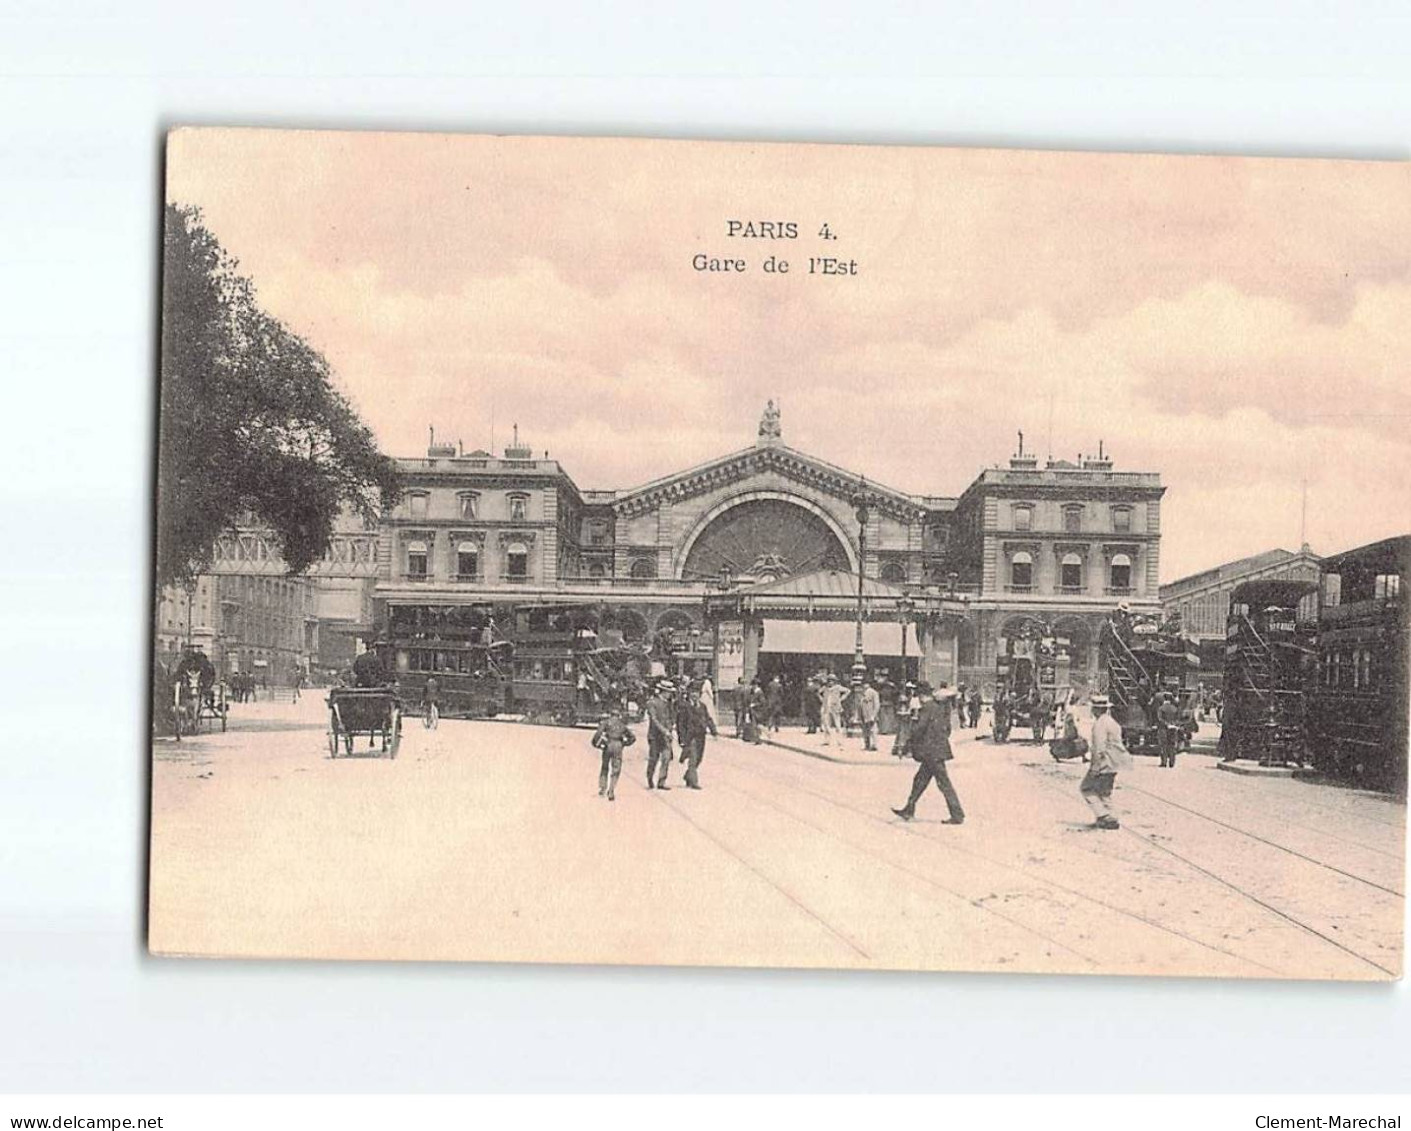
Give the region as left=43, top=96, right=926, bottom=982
left=505, top=541, right=530, bottom=581
left=456, top=540, right=479, bottom=580
left=1109, top=553, right=1133, bottom=594
left=1010, top=551, right=1033, bottom=591
left=587, top=561, right=607, bottom=579
left=406, top=540, right=428, bottom=580
left=1060, top=552, right=1083, bottom=592
left=879, top=560, right=907, bottom=584
left=630, top=557, right=657, bottom=580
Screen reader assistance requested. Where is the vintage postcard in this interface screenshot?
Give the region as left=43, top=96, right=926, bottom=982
left=150, top=129, right=1408, bottom=978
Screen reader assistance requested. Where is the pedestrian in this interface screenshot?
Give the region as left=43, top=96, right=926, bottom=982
left=968, top=685, right=983, bottom=728
left=892, top=680, right=919, bottom=758
left=699, top=672, right=717, bottom=728
left=765, top=675, right=784, bottom=732
left=744, top=679, right=766, bottom=743
left=676, top=684, right=719, bottom=789
left=956, top=683, right=970, bottom=728
left=991, top=684, right=1010, bottom=743
left=1156, top=691, right=1180, bottom=768
left=733, top=675, right=748, bottom=738
left=877, top=674, right=898, bottom=735
left=859, top=679, right=881, bottom=751
left=803, top=674, right=822, bottom=734
left=645, top=680, right=676, bottom=790
left=892, top=682, right=965, bottom=824
left=421, top=674, right=441, bottom=729
left=292, top=669, right=304, bottom=703
left=1081, top=694, right=1133, bottom=830
left=592, top=702, right=636, bottom=801
left=819, top=674, right=846, bottom=745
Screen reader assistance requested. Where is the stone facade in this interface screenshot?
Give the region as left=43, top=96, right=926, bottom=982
left=363, top=417, right=1164, bottom=696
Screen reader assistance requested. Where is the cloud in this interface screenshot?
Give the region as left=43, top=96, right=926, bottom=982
left=166, top=130, right=1411, bottom=582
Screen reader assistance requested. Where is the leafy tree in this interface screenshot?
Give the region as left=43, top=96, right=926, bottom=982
left=157, top=204, right=401, bottom=590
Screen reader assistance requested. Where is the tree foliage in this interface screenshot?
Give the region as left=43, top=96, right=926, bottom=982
left=157, top=204, right=401, bottom=589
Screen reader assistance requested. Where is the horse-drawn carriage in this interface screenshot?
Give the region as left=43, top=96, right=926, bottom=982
left=172, top=670, right=227, bottom=738
left=326, top=686, right=402, bottom=758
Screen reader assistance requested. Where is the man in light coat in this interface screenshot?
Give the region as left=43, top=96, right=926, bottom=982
left=1083, top=694, right=1133, bottom=829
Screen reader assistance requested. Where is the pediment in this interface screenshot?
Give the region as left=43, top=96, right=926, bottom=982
left=612, top=443, right=921, bottom=522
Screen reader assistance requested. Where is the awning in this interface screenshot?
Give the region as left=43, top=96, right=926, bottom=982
left=760, top=618, right=920, bottom=656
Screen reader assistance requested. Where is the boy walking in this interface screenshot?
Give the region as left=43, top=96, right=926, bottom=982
left=592, top=703, right=636, bottom=801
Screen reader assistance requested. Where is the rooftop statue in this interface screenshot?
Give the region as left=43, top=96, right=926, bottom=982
left=758, top=399, right=782, bottom=440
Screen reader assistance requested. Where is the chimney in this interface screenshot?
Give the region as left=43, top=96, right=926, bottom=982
left=1082, top=439, right=1113, bottom=470
left=1009, top=429, right=1038, bottom=470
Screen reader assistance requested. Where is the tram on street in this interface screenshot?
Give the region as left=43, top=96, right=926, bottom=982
left=1307, top=536, right=1409, bottom=795
left=385, top=601, right=511, bottom=719
left=1218, top=579, right=1318, bottom=767
left=1098, top=610, right=1200, bottom=753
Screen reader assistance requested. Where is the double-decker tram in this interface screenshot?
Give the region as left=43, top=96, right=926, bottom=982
left=1218, top=579, right=1318, bottom=766
left=1098, top=609, right=1201, bottom=753
left=1308, top=536, right=1409, bottom=795
left=386, top=601, right=511, bottom=718
left=507, top=603, right=654, bottom=725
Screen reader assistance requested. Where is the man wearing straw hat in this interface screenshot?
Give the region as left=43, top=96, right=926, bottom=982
left=644, top=679, right=677, bottom=790
left=1082, top=694, right=1132, bottom=829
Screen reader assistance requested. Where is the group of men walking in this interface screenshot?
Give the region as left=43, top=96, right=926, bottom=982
left=592, top=676, right=718, bottom=801
left=587, top=667, right=1140, bottom=833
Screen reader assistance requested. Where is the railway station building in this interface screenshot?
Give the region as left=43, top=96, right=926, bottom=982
left=352, top=407, right=1165, bottom=699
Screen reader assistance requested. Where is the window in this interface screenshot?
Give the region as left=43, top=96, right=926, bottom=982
left=1061, top=552, right=1083, bottom=591
left=456, top=541, right=479, bottom=580
left=879, top=560, right=907, bottom=584
left=1112, top=507, right=1132, bottom=533
left=1323, top=573, right=1342, bottom=608
left=1010, top=551, right=1033, bottom=590
left=408, top=492, right=429, bottom=519
left=1062, top=505, right=1083, bottom=533
left=1013, top=505, right=1033, bottom=532
left=588, top=521, right=610, bottom=547
left=1375, top=573, right=1401, bottom=600
left=630, top=557, right=657, bottom=580
left=508, top=494, right=529, bottom=522
left=406, top=540, right=428, bottom=580
left=457, top=492, right=479, bottom=520
left=506, top=541, right=529, bottom=581
left=587, top=562, right=607, bottom=579
left=1109, top=553, right=1132, bottom=593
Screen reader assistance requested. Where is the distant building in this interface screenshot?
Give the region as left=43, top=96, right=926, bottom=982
left=1161, top=546, right=1322, bottom=646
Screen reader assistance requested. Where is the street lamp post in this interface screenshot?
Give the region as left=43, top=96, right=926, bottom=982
left=897, top=594, right=915, bottom=683
left=851, top=482, right=876, bottom=685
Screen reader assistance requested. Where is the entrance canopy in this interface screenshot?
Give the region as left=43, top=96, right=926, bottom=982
left=761, top=618, right=919, bottom=656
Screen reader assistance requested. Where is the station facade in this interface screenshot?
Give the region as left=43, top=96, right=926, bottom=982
left=369, top=409, right=1165, bottom=697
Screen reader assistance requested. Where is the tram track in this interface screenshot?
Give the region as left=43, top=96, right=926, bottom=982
left=646, top=786, right=873, bottom=961
left=1119, top=779, right=1404, bottom=896
left=701, top=774, right=1102, bottom=968
left=705, top=742, right=1286, bottom=976
left=1012, top=761, right=1402, bottom=978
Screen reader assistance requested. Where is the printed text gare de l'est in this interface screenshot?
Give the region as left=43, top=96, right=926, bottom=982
left=693, top=220, right=859, bottom=277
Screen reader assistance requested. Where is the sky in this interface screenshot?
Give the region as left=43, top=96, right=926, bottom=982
left=166, top=129, right=1411, bottom=582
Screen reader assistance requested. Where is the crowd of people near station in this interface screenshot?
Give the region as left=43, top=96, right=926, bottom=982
left=577, top=664, right=1176, bottom=830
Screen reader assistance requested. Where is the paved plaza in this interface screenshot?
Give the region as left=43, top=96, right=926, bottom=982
left=149, top=698, right=1405, bottom=979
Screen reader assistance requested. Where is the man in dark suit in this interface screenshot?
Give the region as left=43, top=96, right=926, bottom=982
left=676, top=684, right=719, bottom=789
left=644, top=680, right=676, bottom=790
left=892, top=681, right=965, bottom=824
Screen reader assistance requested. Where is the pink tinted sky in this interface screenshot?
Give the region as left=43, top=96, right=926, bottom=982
left=166, top=129, right=1411, bottom=582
